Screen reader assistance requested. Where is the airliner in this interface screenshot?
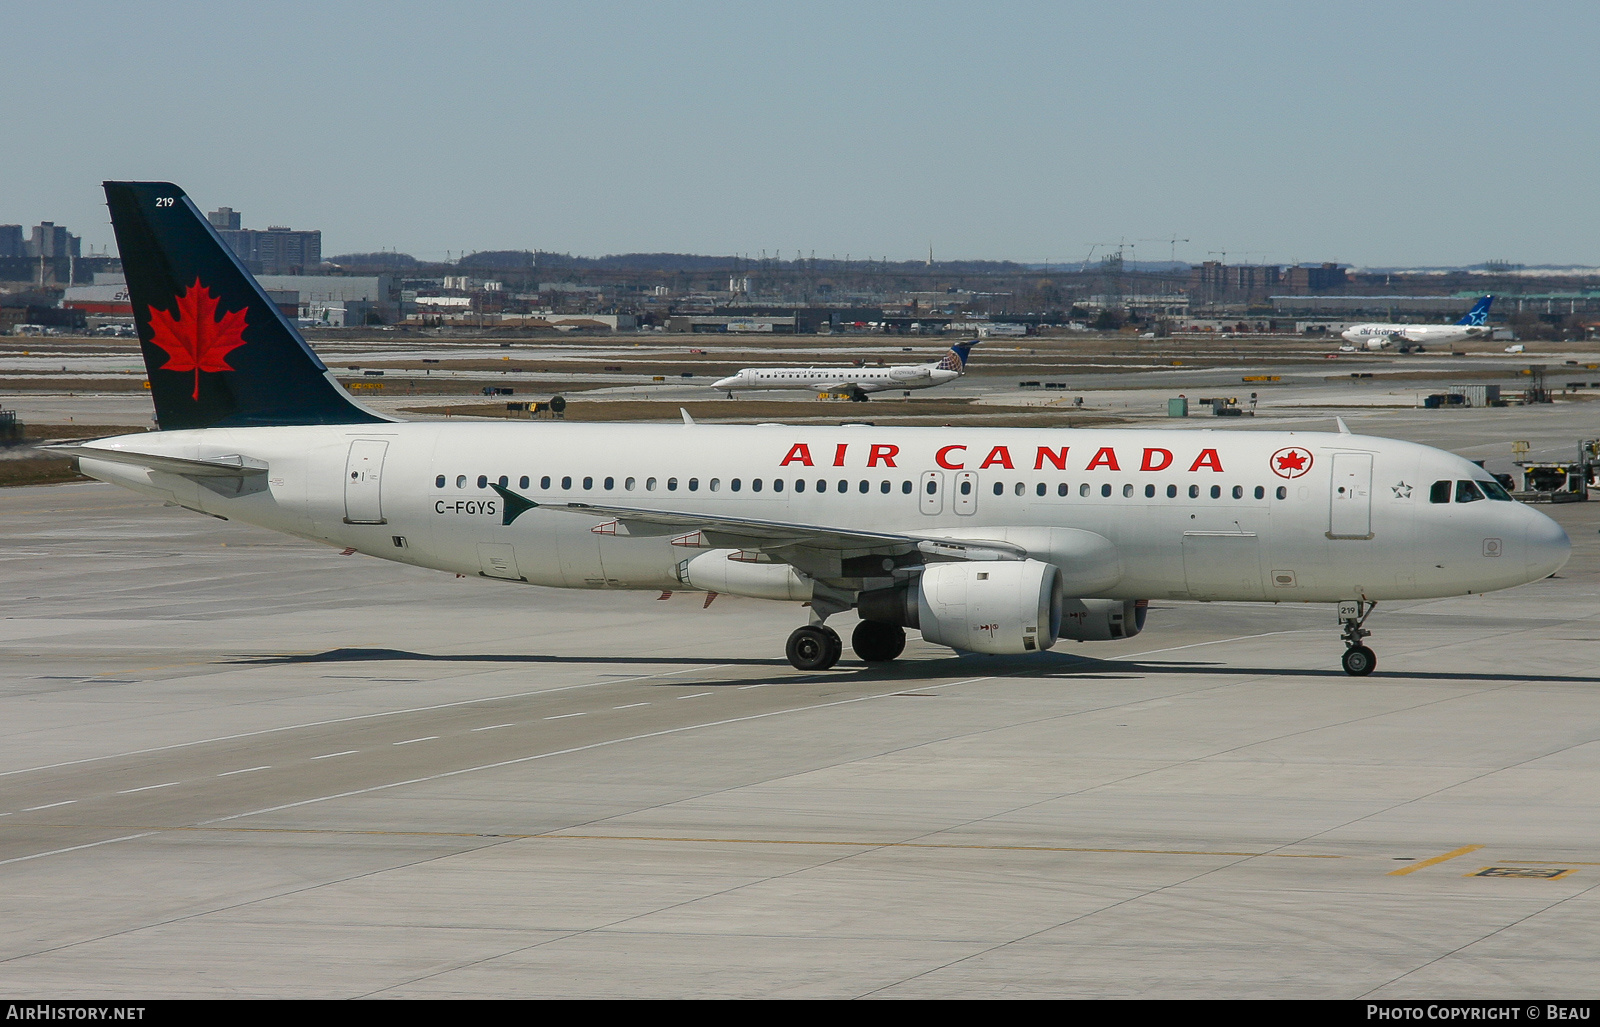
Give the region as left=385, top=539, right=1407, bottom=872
left=711, top=341, right=976, bottom=401
left=54, top=184, right=1569, bottom=678
left=1340, top=296, right=1494, bottom=351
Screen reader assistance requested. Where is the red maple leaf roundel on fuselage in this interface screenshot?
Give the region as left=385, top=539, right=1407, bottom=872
left=147, top=277, right=248, bottom=400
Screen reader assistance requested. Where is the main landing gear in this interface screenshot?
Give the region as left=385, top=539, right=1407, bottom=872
left=1338, top=599, right=1376, bottom=676
left=784, top=620, right=907, bottom=670
left=786, top=624, right=842, bottom=671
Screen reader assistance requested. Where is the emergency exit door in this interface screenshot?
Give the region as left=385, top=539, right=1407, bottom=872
left=343, top=440, right=388, bottom=524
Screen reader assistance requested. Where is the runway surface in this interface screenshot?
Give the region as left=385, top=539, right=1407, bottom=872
left=0, top=474, right=1596, bottom=998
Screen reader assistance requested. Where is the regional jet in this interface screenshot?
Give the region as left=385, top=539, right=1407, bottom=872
left=711, top=341, right=976, bottom=401
left=1340, top=296, right=1494, bottom=352
left=55, top=185, right=1569, bottom=678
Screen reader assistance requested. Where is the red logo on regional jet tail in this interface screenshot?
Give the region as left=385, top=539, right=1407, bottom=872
left=147, top=277, right=248, bottom=400
left=1270, top=447, right=1313, bottom=479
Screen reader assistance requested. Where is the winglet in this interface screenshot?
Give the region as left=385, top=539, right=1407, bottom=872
left=1335, top=416, right=1352, bottom=434
left=489, top=482, right=538, bottom=526
left=681, top=407, right=695, bottom=426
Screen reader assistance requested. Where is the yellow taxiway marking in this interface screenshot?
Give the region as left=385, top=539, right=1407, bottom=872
left=1387, top=844, right=1483, bottom=876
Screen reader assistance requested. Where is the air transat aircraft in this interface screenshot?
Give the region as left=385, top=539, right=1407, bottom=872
left=711, top=341, right=976, bottom=401
left=57, top=184, right=1570, bottom=677
left=1340, top=296, right=1494, bottom=351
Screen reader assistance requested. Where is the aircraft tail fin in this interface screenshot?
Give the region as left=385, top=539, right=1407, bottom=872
left=1456, top=295, right=1494, bottom=326
left=934, top=339, right=978, bottom=372
left=103, top=181, right=389, bottom=431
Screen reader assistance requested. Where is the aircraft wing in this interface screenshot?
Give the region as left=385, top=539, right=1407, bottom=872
left=489, top=484, right=1024, bottom=562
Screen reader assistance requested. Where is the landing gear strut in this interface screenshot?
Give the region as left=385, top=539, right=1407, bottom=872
left=1338, top=600, right=1376, bottom=676
left=786, top=624, right=842, bottom=671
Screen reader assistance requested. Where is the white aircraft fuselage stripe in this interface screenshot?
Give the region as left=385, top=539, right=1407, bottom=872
left=76, top=422, right=1570, bottom=606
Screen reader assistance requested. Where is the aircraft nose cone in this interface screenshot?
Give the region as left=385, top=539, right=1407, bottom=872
left=1525, top=510, right=1572, bottom=580
left=712, top=376, right=738, bottom=388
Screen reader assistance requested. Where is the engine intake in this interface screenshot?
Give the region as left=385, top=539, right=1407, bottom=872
left=858, top=559, right=1065, bottom=655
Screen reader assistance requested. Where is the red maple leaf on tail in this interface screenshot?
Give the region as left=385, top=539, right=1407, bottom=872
left=147, top=278, right=248, bottom=400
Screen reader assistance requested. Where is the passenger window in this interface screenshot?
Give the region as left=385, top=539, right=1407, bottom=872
left=1276, top=486, right=1287, bottom=499
left=794, top=480, right=805, bottom=493
left=688, top=478, right=699, bottom=491
left=753, top=478, right=763, bottom=492
left=1037, top=483, right=1047, bottom=497
left=435, top=475, right=445, bottom=488
left=1430, top=480, right=1452, bottom=503
left=1456, top=480, right=1485, bottom=503
left=1080, top=483, right=1090, bottom=497
left=520, top=476, right=530, bottom=489
left=731, top=479, right=741, bottom=492
left=625, top=477, right=636, bottom=490
left=706, top=478, right=717, bottom=492
left=582, top=477, right=593, bottom=490
left=1058, top=483, right=1069, bottom=497
left=1167, top=484, right=1177, bottom=498
left=1210, top=485, right=1221, bottom=499
left=926, top=480, right=936, bottom=495
left=1122, top=484, right=1133, bottom=498
left=646, top=477, right=657, bottom=490
left=838, top=480, right=848, bottom=493
left=901, top=481, right=912, bottom=494
left=1232, top=485, right=1243, bottom=499
left=1189, top=485, right=1199, bottom=499
left=604, top=477, right=614, bottom=490
left=1015, top=482, right=1026, bottom=497
left=477, top=475, right=488, bottom=489
left=860, top=480, right=869, bottom=494
left=1254, top=486, right=1264, bottom=499
left=991, top=482, right=1001, bottom=496
left=561, top=475, right=572, bottom=489
left=880, top=481, right=889, bottom=494
left=773, top=479, right=784, bottom=492
left=1100, top=484, right=1111, bottom=498
left=667, top=477, right=678, bottom=491
left=1145, top=484, right=1155, bottom=498
left=497, top=475, right=508, bottom=488
left=540, top=475, right=551, bottom=489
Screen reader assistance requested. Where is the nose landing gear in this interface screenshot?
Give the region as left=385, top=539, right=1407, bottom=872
left=1338, top=599, right=1376, bottom=676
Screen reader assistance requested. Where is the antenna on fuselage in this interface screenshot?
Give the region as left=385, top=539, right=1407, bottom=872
left=1335, top=416, right=1352, bottom=434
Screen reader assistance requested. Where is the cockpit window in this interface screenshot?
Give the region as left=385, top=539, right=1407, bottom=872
left=1430, top=480, right=1452, bottom=504
left=1478, top=479, right=1513, bottom=501
left=1455, top=480, right=1485, bottom=503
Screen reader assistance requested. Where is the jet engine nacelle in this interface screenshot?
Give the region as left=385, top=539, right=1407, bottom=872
left=914, top=559, right=1065, bottom=655
left=681, top=549, right=813, bottom=601
left=1056, top=598, right=1147, bottom=641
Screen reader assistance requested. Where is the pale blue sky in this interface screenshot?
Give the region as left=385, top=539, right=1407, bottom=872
left=4, top=1, right=1595, bottom=266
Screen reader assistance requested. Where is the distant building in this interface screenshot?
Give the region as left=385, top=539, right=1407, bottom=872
left=0, top=226, right=23, bottom=258
left=1280, top=263, right=1346, bottom=295
left=26, top=222, right=80, bottom=259
left=1189, top=261, right=1281, bottom=302
left=209, top=207, right=322, bottom=274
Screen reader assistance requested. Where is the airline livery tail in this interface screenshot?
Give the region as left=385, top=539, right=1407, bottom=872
left=1456, top=295, right=1494, bottom=326
left=933, top=340, right=976, bottom=372
left=104, top=181, right=386, bottom=431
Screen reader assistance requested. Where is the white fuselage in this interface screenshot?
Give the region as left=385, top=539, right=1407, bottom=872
left=712, top=364, right=961, bottom=394
left=1340, top=322, right=1489, bottom=349
left=77, top=422, right=1569, bottom=605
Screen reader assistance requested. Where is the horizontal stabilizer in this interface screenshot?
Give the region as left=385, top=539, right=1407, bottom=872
left=46, top=443, right=268, bottom=478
